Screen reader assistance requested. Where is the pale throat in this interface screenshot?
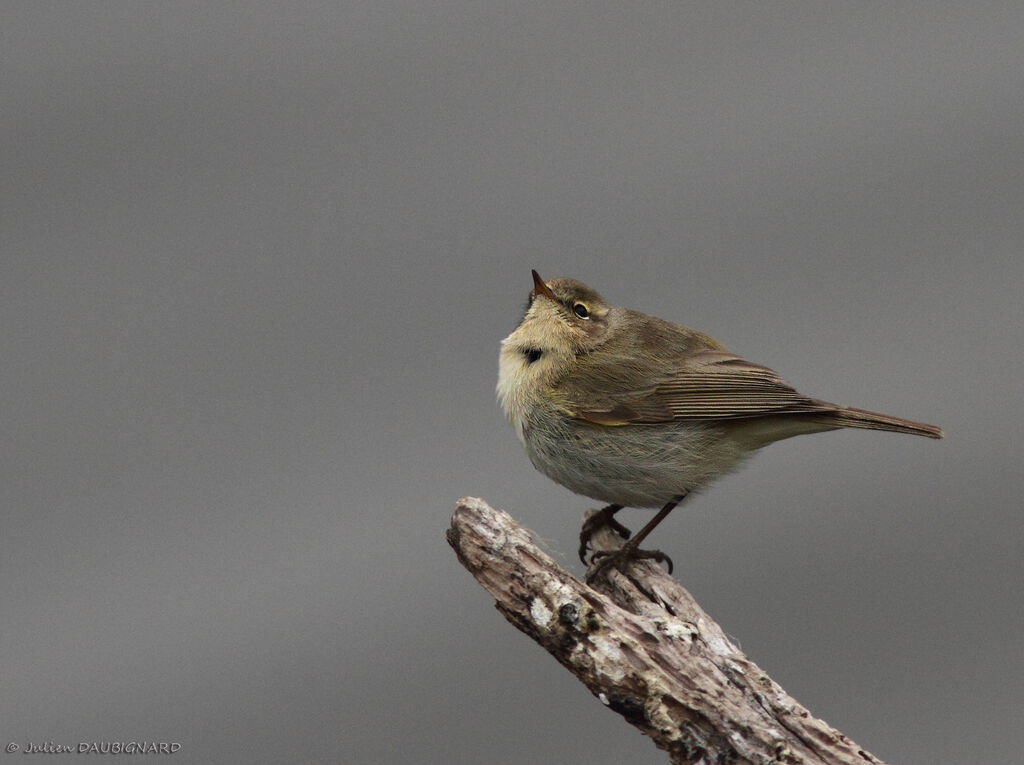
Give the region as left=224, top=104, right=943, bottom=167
left=496, top=341, right=570, bottom=444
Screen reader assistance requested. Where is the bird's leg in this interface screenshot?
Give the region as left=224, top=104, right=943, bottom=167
left=586, top=494, right=687, bottom=581
left=578, top=504, right=628, bottom=563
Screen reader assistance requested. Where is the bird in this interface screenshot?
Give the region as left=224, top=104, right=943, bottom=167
left=497, top=270, right=942, bottom=577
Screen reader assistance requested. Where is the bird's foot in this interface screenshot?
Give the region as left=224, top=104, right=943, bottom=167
left=578, top=504, right=629, bottom=564
left=585, top=542, right=674, bottom=583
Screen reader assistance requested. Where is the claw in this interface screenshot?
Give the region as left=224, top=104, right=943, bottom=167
left=578, top=504, right=628, bottom=563
left=583, top=494, right=685, bottom=581
left=586, top=544, right=674, bottom=583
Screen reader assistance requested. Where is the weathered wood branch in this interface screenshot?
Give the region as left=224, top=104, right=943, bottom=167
left=447, top=496, right=888, bottom=765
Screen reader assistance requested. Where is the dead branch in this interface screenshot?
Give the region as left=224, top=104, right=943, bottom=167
left=447, top=496, right=888, bottom=765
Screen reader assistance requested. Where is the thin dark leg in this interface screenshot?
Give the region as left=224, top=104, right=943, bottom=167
left=587, top=493, right=687, bottom=580
left=578, top=504, right=627, bottom=563
left=623, top=494, right=685, bottom=550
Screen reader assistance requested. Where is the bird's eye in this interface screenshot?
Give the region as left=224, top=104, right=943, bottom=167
left=573, top=303, right=590, bottom=319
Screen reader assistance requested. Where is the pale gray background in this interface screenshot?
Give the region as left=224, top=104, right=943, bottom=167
left=2, top=3, right=1022, bottom=764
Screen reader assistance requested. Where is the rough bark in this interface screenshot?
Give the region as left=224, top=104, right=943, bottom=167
left=447, top=496, right=888, bottom=765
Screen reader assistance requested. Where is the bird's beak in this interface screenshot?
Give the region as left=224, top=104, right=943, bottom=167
left=531, top=269, right=558, bottom=302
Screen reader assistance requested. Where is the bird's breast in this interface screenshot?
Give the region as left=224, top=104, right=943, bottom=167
left=497, top=348, right=537, bottom=446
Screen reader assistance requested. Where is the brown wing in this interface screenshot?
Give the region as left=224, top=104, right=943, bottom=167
left=568, top=348, right=828, bottom=425
left=555, top=313, right=941, bottom=438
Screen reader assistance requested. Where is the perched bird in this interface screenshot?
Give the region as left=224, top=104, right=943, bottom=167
left=497, top=270, right=942, bottom=576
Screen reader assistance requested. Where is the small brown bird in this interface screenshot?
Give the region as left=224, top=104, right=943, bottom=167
left=497, top=271, right=942, bottom=576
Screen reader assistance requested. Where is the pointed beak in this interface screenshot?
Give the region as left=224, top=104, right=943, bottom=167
left=531, top=269, right=557, bottom=302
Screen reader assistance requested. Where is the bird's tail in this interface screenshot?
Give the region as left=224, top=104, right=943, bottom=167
left=812, top=404, right=943, bottom=439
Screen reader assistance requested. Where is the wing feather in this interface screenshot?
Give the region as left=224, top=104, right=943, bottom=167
left=550, top=315, right=941, bottom=438
left=567, top=348, right=828, bottom=425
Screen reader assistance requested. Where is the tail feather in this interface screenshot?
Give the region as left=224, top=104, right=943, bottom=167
left=812, top=404, right=943, bottom=439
